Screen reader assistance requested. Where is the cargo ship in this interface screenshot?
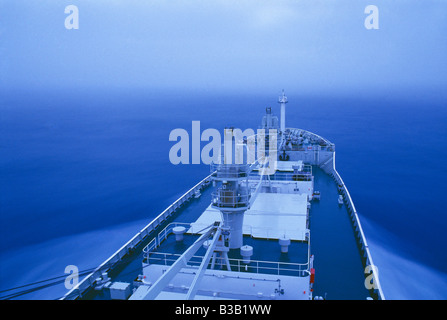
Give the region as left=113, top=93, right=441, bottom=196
left=61, top=91, right=384, bottom=300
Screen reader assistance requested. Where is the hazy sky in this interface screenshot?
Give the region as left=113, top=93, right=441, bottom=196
left=1, top=0, right=446, bottom=95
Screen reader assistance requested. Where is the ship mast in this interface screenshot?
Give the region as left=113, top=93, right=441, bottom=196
left=278, top=89, right=288, bottom=141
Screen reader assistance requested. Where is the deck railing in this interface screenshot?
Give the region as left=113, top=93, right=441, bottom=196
left=141, top=221, right=197, bottom=261
left=325, top=153, right=385, bottom=300
left=143, top=221, right=311, bottom=279
left=211, top=190, right=250, bottom=209
left=146, top=252, right=310, bottom=277
left=210, top=163, right=251, bottom=179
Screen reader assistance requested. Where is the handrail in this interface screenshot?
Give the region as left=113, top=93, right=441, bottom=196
left=146, top=252, right=309, bottom=277
left=157, top=222, right=192, bottom=245
left=329, top=153, right=385, bottom=300
left=211, top=191, right=250, bottom=208
left=210, top=163, right=251, bottom=179
left=249, top=172, right=312, bottom=182
left=142, top=222, right=192, bottom=261
left=144, top=224, right=311, bottom=278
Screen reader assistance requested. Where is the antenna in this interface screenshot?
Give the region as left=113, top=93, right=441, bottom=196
left=278, top=89, right=288, bottom=136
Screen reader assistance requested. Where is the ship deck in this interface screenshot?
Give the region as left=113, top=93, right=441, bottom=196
left=309, top=167, right=370, bottom=299
left=75, top=166, right=370, bottom=300
left=190, top=192, right=309, bottom=241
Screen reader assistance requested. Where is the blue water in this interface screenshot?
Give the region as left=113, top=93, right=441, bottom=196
left=1, top=87, right=446, bottom=299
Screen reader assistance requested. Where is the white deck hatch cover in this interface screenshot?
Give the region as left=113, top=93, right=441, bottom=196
left=189, top=192, right=308, bottom=240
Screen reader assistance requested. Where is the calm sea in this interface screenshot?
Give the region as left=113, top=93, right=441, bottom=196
left=1, top=87, right=446, bottom=299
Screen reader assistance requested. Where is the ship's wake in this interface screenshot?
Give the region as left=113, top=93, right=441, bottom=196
left=0, top=218, right=150, bottom=300
left=361, top=217, right=447, bottom=300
